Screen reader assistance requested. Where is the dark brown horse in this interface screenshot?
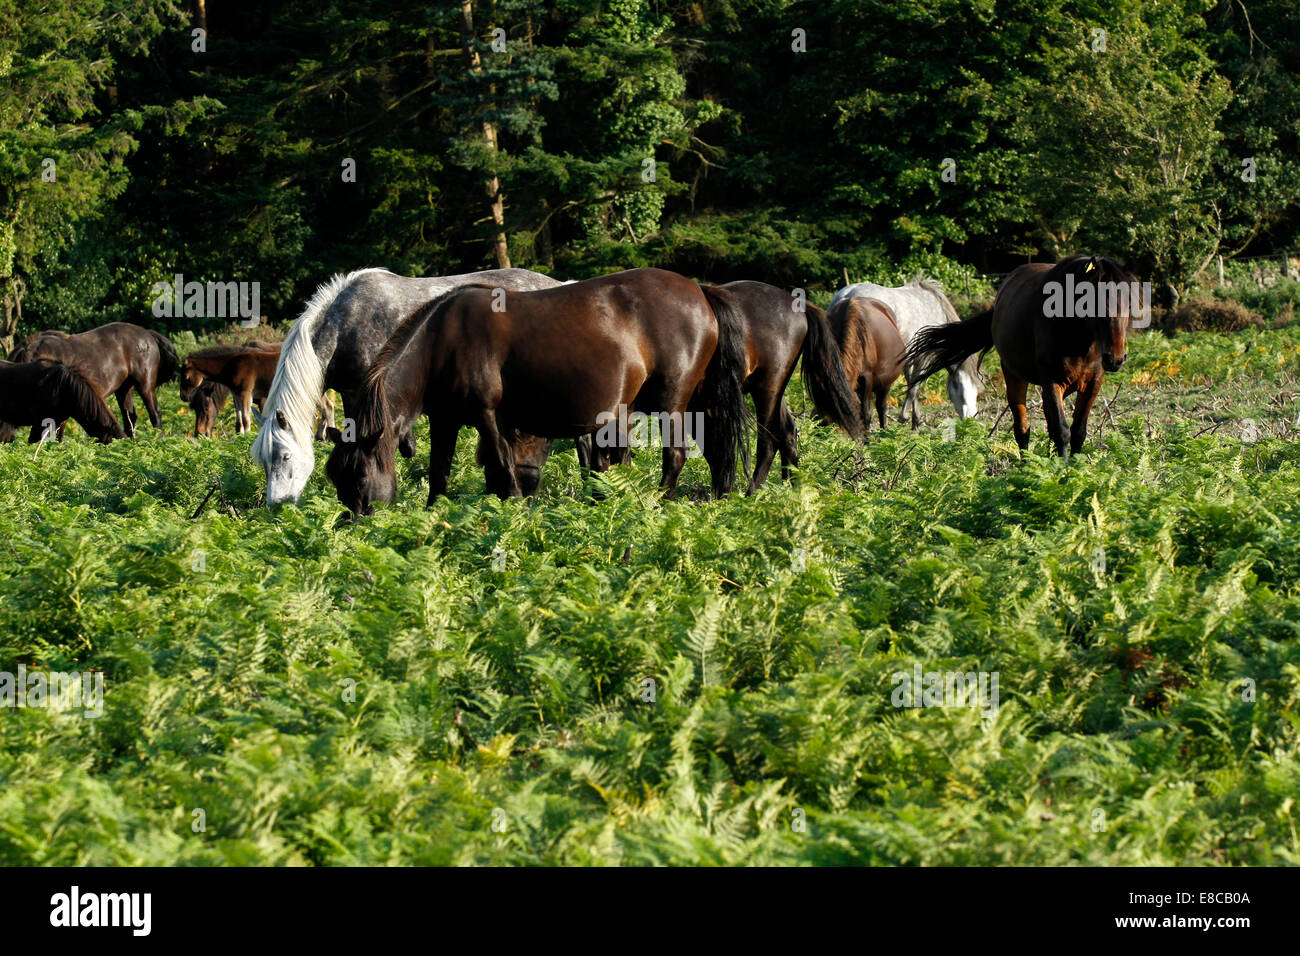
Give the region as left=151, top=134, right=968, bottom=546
left=704, top=282, right=862, bottom=489
left=563, top=281, right=863, bottom=493
left=0, top=359, right=125, bottom=443
left=906, top=255, right=1139, bottom=457
left=326, top=268, right=749, bottom=514
left=3, top=323, right=177, bottom=441
left=189, top=380, right=236, bottom=437
left=180, top=342, right=335, bottom=438
left=827, top=296, right=906, bottom=435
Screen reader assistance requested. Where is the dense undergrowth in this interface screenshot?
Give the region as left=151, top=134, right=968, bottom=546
left=1, top=325, right=1299, bottom=865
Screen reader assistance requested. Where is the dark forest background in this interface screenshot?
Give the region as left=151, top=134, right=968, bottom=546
left=2, top=0, right=1298, bottom=346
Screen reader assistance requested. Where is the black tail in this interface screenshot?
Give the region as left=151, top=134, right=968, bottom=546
left=801, top=304, right=864, bottom=440
left=150, top=330, right=179, bottom=385
left=698, top=285, right=753, bottom=497
left=905, top=309, right=994, bottom=384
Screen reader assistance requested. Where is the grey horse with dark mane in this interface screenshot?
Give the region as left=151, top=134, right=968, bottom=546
left=253, top=267, right=561, bottom=504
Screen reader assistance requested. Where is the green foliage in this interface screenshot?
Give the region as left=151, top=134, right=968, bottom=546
left=8, top=0, right=1300, bottom=334
left=1, top=325, right=1299, bottom=864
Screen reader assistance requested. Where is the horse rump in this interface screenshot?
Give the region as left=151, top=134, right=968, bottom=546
left=801, top=304, right=864, bottom=440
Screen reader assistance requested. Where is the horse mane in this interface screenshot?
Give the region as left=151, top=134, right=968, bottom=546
left=364, top=283, right=495, bottom=392
left=40, top=359, right=123, bottom=439
left=1050, top=254, right=1132, bottom=286
left=906, top=275, right=962, bottom=325
left=252, top=267, right=390, bottom=466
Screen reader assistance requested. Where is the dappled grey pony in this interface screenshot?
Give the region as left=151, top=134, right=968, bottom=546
left=829, top=277, right=981, bottom=425
left=253, top=267, right=561, bottom=504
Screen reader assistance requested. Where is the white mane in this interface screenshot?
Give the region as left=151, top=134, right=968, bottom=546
left=251, top=267, right=390, bottom=467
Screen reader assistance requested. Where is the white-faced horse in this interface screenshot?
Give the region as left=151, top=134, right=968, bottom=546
left=829, top=277, right=981, bottom=424
left=252, top=267, right=562, bottom=504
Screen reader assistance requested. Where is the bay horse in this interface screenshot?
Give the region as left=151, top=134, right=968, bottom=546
left=700, top=281, right=862, bottom=490
left=906, top=255, right=1138, bottom=458
left=1, top=323, right=177, bottom=441
left=826, top=297, right=906, bottom=436
left=830, top=277, right=981, bottom=424
left=0, top=359, right=125, bottom=443
left=180, top=342, right=335, bottom=437
left=252, top=267, right=561, bottom=504
left=541, top=281, right=863, bottom=493
left=325, top=268, right=748, bottom=515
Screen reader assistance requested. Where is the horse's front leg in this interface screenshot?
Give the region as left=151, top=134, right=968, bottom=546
left=427, top=420, right=460, bottom=504
left=477, top=410, right=521, bottom=498
left=859, top=377, right=874, bottom=440
left=315, top=392, right=335, bottom=441
left=747, top=388, right=781, bottom=494
left=1070, top=373, right=1103, bottom=455
left=1041, top=382, right=1070, bottom=458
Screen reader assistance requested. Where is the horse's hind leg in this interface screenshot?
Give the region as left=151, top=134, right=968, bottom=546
left=859, top=376, right=874, bottom=440
left=748, top=387, right=781, bottom=494
left=777, top=399, right=799, bottom=481
left=116, top=385, right=137, bottom=438
left=901, top=381, right=921, bottom=428
left=1005, top=370, right=1031, bottom=451
left=397, top=426, right=416, bottom=458
left=875, top=386, right=889, bottom=429
left=138, top=380, right=163, bottom=430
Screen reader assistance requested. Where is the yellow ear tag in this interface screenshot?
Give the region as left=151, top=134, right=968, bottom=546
left=1086, top=261, right=1096, bottom=273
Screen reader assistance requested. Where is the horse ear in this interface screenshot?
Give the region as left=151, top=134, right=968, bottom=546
left=275, top=409, right=289, bottom=430
left=250, top=406, right=264, bottom=426
left=326, top=426, right=344, bottom=445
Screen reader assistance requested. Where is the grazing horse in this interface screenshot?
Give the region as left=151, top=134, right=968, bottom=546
left=705, top=281, right=862, bottom=490
left=325, top=268, right=749, bottom=515
left=826, top=297, right=906, bottom=435
left=556, top=281, right=863, bottom=493
left=830, top=277, right=981, bottom=424
left=180, top=342, right=335, bottom=438
left=189, top=380, right=235, bottom=437
left=1, top=323, right=177, bottom=441
left=0, top=359, right=126, bottom=443
left=252, top=267, right=561, bottom=504
left=906, top=255, right=1138, bottom=458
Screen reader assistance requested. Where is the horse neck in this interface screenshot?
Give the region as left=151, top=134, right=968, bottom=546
left=371, top=316, right=438, bottom=432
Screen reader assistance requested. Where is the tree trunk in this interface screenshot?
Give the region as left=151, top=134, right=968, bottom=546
left=459, top=0, right=511, bottom=268
left=1, top=276, right=25, bottom=356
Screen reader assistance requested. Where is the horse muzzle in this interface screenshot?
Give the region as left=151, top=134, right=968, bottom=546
left=1102, top=354, right=1126, bottom=372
